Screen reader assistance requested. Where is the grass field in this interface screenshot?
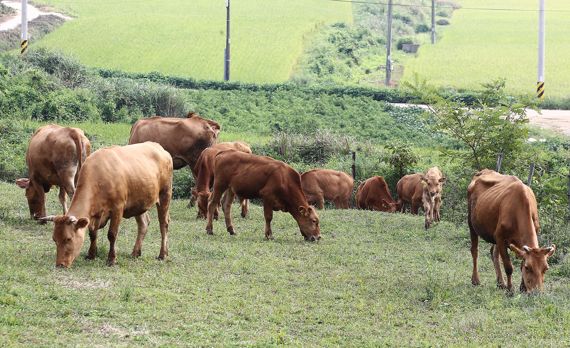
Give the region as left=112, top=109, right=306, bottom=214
left=31, top=0, right=351, bottom=83
left=402, top=0, right=570, bottom=98
left=2, top=181, right=570, bottom=346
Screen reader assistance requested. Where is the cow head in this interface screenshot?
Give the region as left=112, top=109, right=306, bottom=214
left=188, top=112, right=221, bottom=140
left=41, top=215, right=89, bottom=268
left=509, top=244, right=556, bottom=293
left=421, top=175, right=446, bottom=199
left=381, top=199, right=398, bottom=213
left=16, top=178, right=46, bottom=220
left=194, top=190, right=210, bottom=219
left=297, top=206, right=321, bottom=242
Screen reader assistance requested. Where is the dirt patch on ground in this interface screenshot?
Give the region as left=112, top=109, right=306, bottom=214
left=55, top=274, right=112, bottom=290
left=527, top=109, right=570, bottom=137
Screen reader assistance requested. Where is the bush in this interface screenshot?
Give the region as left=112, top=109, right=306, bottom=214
left=436, top=19, right=450, bottom=26
left=415, top=24, right=430, bottom=33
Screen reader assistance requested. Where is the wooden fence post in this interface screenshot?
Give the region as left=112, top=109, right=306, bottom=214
left=527, top=162, right=535, bottom=186
left=496, top=153, right=503, bottom=173
left=351, top=151, right=356, bottom=180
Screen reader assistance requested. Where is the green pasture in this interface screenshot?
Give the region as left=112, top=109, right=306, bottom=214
left=2, top=180, right=570, bottom=346
left=402, top=0, right=570, bottom=98
left=32, top=0, right=351, bottom=83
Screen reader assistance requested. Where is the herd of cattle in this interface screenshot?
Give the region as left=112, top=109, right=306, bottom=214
left=13, top=112, right=556, bottom=293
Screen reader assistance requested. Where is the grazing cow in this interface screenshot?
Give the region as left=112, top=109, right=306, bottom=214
left=301, top=169, right=353, bottom=209
left=128, top=112, right=220, bottom=170
left=205, top=151, right=321, bottom=241
left=355, top=176, right=398, bottom=212
left=397, top=167, right=445, bottom=229
left=468, top=169, right=555, bottom=293
left=40, top=142, right=173, bottom=268
left=192, top=141, right=252, bottom=219
left=16, top=125, right=91, bottom=219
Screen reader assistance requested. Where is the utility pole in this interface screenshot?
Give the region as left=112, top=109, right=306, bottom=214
left=537, top=0, right=545, bottom=99
left=431, top=0, right=436, bottom=44
left=20, top=0, right=28, bottom=55
left=385, top=0, right=393, bottom=86
left=224, top=0, right=231, bottom=81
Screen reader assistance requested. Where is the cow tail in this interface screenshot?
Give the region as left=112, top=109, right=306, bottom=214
left=71, top=132, right=84, bottom=184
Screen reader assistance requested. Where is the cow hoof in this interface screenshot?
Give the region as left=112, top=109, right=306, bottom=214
left=241, top=212, right=247, bottom=218
left=227, top=227, right=236, bottom=235
left=85, top=254, right=96, bottom=260
left=206, top=228, right=214, bottom=235
left=497, top=283, right=508, bottom=290
left=265, top=235, right=274, bottom=241
left=156, top=255, right=165, bottom=261
left=471, top=278, right=480, bottom=286
left=131, top=250, right=142, bottom=258
left=107, top=259, right=116, bottom=267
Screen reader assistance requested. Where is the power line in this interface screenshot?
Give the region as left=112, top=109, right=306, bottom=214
left=326, top=0, right=570, bottom=13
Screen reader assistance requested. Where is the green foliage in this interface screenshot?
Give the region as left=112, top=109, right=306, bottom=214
left=415, top=24, right=430, bottom=33
left=0, top=121, right=36, bottom=181
left=396, top=38, right=414, bottom=50
left=406, top=78, right=534, bottom=170
left=436, top=19, right=450, bottom=26
left=385, top=141, right=419, bottom=178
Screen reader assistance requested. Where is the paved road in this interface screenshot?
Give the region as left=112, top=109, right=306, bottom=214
left=0, top=0, right=70, bottom=32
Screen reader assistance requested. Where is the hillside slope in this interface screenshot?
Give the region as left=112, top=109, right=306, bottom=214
left=31, top=0, right=351, bottom=82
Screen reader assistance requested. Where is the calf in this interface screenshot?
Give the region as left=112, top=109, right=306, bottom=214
left=192, top=142, right=252, bottom=219
left=16, top=125, right=91, bottom=219
left=468, top=169, right=555, bottom=293
left=205, top=151, right=321, bottom=241
left=40, top=142, right=173, bottom=268
left=355, top=176, right=398, bottom=212
left=301, top=169, right=353, bottom=209
left=397, top=167, right=445, bottom=229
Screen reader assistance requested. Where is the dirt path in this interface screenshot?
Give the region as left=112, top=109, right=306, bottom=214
left=392, top=103, right=570, bottom=138
left=0, top=0, right=70, bottom=31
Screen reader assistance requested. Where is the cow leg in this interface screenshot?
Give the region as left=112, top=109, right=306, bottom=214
left=106, top=214, right=122, bottom=266
left=491, top=244, right=506, bottom=289
left=206, top=187, right=225, bottom=235
left=86, top=228, right=98, bottom=260
left=240, top=198, right=249, bottom=218
left=132, top=212, right=150, bottom=258
left=411, top=201, right=419, bottom=215
left=316, top=195, right=325, bottom=210
left=157, top=188, right=171, bottom=260
left=222, top=189, right=236, bottom=235
left=58, top=187, right=68, bottom=214
left=263, top=202, right=274, bottom=240
left=188, top=190, right=196, bottom=208
left=434, top=196, right=442, bottom=222
left=496, top=240, right=514, bottom=293
left=423, top=200, right=433, bottom=229
left=470, top=225, right=480, bottom=286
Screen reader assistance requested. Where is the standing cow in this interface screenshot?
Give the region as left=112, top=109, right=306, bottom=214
left=355, top=176, right=398, bottom=212
left=16, top=125, right=91, bottom=219
left=396, top=167, right=445, bottom=229
left=192, top=141, right=252, bottom=219
left=128, top=112, right=220, bottom=171
left=206, top=151, right=321, bottom=241
left=468, top=169, right=555, bottom=293
left=301, top=169, right=353, bottom=209
left=40, top=142, right=173, bottom=268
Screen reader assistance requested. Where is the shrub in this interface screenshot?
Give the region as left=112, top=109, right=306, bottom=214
left=436, top=19, right=450, bottom=26
left=415, top=24, right=430, bottom=33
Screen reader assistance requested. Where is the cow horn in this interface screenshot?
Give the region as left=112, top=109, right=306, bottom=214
left=523, top=245, right=531, bottom=252
left=37, top=215, right=56, bottom=222
left=68, top=216, right=78, bottom=224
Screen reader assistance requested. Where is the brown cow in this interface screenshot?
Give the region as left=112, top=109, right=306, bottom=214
left=397, top=167, right=445, bottom=229
left=16, top=125, right=91, bottom=219
left=128, top=112, right=220, bottom=170
left=205, top=151, right=321, bottom=241
left=40, top=142, right=173, bottom=268
left=468, top=169, right=556, bottom=293
left=192, top=141, right=252, bottom=219
left=301, top=169, right=353, bottom=209
left=355, top=176, right=398, bottom=212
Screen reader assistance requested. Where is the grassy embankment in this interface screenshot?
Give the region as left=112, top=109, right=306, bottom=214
left=2, top=181, right=570, bottom=346
left=402, top=0, right=570, bottom=98
left=31, top=0, right=351, bottom=83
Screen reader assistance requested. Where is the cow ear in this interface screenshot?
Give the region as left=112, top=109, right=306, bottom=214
left=509, top=244, right=526, bottom=259
left=298, top=206, right=308, bottom=217
left=16, top=178, right=30, bottom=189
left=74, top=218, right=89, bottom=230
